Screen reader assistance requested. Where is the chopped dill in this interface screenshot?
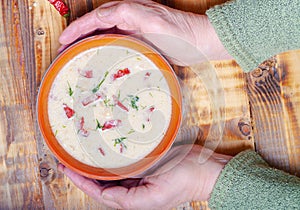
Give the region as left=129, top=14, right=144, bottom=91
left=67, top=81, right=73, bottom=96
left=127, top=129, right=135, bottom=134
left=103, top=98, right=111, bottom=107
left=92, top=71, right=109, bottom=93
left=113, top=137, right=127, bottom=148
left=117, top=90, right=121, bottom=100
left=128, top=95, right=139, bottom=111
left=96, top=119, right=103, bottom=130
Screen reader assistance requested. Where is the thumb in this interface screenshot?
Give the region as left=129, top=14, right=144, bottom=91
left=59, top=5, right=118, bottom=45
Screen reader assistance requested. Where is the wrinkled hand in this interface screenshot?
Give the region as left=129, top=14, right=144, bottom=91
left=59, top=0, right=232, bottom=65
left=58, top=145, right=232, bottom=209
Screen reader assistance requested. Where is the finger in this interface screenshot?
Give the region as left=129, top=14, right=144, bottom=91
left=101, top=182, right=159, bottom=209
left=96, top=2, right=145, bottom=31
left=59, top=8, right=115, bottom=45
left=58, top=164, right=104, bottom=202
left=120, top=178, right=142, bottom=188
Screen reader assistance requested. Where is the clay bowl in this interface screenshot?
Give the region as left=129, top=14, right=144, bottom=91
left=37, top=34, right=182, bottom=180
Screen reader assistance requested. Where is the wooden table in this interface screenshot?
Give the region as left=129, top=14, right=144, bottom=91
left=1, top=0, right=299, bottom=209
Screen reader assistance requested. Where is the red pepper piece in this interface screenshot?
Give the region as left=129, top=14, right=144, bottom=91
left=149, top=106, right=155, bottom=112
left=78, top=117, right=89, bottom=137
left=78, top=69, right=93, bottom=78
left=113, top=68, right=131, bottom=80
left=63, top=103, right=75, bottom=118
left=102, top=119, right=122, bottom=131
left=112, top=95, right=129, bottom=112
left=98, top=147, right=105, bottom=156
left=120, top=144, right=123, bottom=153
left=48, top=0, right=70, bottom=17
left=82, top=93, right=102, bottom=106
left=146, top=106, right=155, bottom=122
left=144, top=72, right=151, bottom=80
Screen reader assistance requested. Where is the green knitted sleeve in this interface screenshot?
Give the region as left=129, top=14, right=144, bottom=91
left=206, top=0, right=300, bottom=72
left=209, top=150, right=300, bottom=209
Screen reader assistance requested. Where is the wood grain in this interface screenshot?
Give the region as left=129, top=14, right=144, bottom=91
left=163, top=0, right=227, bottom=14
left=0, top=0, right=43, bottom=208
left=247, top=51, right=300, bottom=176
left=173, top=61, right=253, bottom=156
left=0, top=0, right=299, bottom=209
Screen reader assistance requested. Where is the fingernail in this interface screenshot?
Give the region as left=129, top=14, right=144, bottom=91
left=97, top=7, right=112, bottom=17
left=102, top=192, right=114, bottom=201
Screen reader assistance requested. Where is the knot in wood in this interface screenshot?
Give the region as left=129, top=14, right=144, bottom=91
left=36, top=28, right=45, bottom=36
left=40, top=168, right=49, bottom=177
left=39, top=162, right=55, bottom=184
left=238, top=120, right=251, bottom=136
left=251, top=68, right=263, bottom=78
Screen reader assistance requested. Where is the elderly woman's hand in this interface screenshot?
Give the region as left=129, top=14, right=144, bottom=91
left=58, top=145, right=232, bottom=209
left=59, top=0, right=232, bottom=64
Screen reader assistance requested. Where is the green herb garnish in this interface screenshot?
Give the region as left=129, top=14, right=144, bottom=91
left=117, top=90, right=121, bottom=100
left=142, top=124, right=145, bottom=129
left=127, top=129, right=135, bottom=134
left=113, top=137, right=127, bottom=148
left=62, top=125, right=66, bottom=128
left=149, top=92, right=153, bottom=97
left=129, top=95, right=139, bottom=111
left=92, top=71, right=109, bottom=93
left=54, top=130, right=58, bottom=136
left=103, top=98, right=111, bottom=107
left=96, top=119, right=103, bottom=130
left=67, top=81, right=73, bottom=96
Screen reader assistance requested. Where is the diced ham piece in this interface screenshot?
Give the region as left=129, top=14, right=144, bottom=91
left=112, top=95, right=129, bottom=112
left=102, top=119, right=122, bottom=131
left=63, top=103, right=75, bottom=118
left=81, top=93, right=102, bottom=106
left=78, top=69, right=93, bottom=78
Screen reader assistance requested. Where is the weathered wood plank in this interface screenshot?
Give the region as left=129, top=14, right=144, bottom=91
left=1, top=0, right=298, bottom=209
left=32, top=0, right=110, bottom=209
left=278, top=50, right=300, bottom=176
left=0, top=0, right=44, bottom=208
left=164, top=0, right=227, bottom=14
left=173, top=61, right=253, bottom=156
left=247, top=51, right=300, bottom=176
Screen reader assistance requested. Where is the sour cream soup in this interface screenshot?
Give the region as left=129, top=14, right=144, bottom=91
left=48, top=46, right=172, bottom=168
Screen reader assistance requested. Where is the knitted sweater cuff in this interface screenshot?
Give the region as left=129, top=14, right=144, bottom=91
left=206, top=2, right=257, bottom=72
left=208, top=150, right=300, bottom=209
left=206, top=0, right=300, bottom=72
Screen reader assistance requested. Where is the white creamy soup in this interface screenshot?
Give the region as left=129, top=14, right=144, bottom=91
left=48, top=46, right=172, bottom=168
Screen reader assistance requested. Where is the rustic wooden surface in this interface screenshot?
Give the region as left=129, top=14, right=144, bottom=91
left=0, top=0, right=299, bottom=209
